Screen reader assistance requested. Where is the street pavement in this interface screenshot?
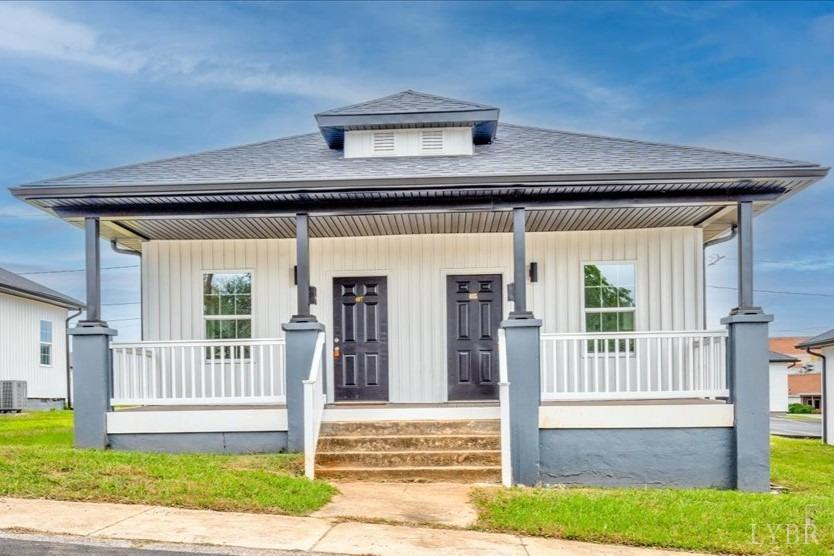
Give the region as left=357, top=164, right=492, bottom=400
left=770, top=413, right=822, bottom=438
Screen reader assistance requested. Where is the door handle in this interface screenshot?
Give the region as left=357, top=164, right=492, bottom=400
left=333, top=337, right=341, bottom=359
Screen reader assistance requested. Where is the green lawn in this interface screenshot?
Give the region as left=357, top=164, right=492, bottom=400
left=473, top=437, right=834, bottom=555
left=0, top=411, right=334, bottom=515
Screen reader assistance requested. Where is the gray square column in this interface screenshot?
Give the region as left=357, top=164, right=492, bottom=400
left=69, top=325, right=117, bottom=448
left=282, top=322, right=325, bottom=452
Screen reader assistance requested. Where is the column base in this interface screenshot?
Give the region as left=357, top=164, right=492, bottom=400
left=290, top=314, right=318, bottom=323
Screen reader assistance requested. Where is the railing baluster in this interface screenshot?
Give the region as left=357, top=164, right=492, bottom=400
left=614, top=335, right=620, bottom=394
left=190, top=346, right=196, bottom=400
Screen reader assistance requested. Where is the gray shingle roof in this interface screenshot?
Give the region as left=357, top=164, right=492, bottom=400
left=0, top=267, right=84, bottom=309
left=769, top=350, right=800, bottom=363
left=796, top=329, right=834, bottom=349
left=316, top=90, right=497, bottom=115
left=17, top=123, right=820, bottom=190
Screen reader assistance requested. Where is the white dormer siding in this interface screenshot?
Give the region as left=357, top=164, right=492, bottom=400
left=344, top=127, right=473, bottom=158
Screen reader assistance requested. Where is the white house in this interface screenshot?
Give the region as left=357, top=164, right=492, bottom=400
left=768, top=351, right=799, bottom=412
left=0, top=266, right=84, bottom=407
left=796, top=331, right=833, bottom=446
left=11, top=90, right=829, bottom=490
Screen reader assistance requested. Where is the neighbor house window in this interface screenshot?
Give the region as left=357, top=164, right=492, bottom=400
left=39, top=320, right=52, bottom=365
left=203, top=272, right=252, bottom=358
left=583, top=263, right=635, bottom=351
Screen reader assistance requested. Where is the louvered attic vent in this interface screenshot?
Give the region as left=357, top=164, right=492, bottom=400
left=420, top=130, right=444, bottom=153
left=372, top=131, right=395, bottom=153
left=344, top=127, right=473, bottom=158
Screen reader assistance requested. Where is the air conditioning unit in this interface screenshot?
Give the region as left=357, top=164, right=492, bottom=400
left=0, top=381, right=27, bottom=413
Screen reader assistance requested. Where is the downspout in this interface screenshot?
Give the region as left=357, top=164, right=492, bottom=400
left=702, top=225, right=737, bottom=329
left=64, top=308, right=83, bottom=409
left=110, top=240, right=143, bottom=340
left=805, top=347, right=828, bottom=444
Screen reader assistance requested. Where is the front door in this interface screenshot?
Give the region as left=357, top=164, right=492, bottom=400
left=446, top=274, right=502, bottom=400
left=333, top=276, right=389, bottom=401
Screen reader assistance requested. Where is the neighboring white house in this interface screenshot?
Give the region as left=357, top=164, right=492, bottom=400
left=11, top=89, right=830, bottom=490
left=0, top=266, right=84, bottom=406
left=768, top=351, right=799, bottom=412
left=796, top=331, right=834, bottom=446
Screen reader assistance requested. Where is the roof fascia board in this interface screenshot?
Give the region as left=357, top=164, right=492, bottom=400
left=315, top=108, right=500, bottom=128
left=10, top=167, right=827, bottom=200
left=0, top=285, right=84, bottom=310
left=50, top=189, right=782, bottom=219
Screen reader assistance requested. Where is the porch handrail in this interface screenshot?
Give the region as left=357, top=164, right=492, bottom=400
left=303, top=331, right=327, bottom=480
left=497, top=328, right=512, bottom=487
left=540, top=329, right=728, bottom=401
left=110, top=338, right=286, bottom=406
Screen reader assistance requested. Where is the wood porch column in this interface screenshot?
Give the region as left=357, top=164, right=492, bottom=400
left=292, top=213, right=316, bottom=322
left=83, top=217, right=104, bottom=324
left=721, top=200, right=772, bottom=491
left=509, top=207, right=533, bottom=319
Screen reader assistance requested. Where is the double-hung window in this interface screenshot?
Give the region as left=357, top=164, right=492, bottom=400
left=583, top=263, right=636, bottom=352
left=39, top=320, right=53, bottom=365
left=203, top=272, right=252, bottom=358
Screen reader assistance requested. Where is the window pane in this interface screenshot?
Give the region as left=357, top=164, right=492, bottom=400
left=236, top=294, right=251, bottom=315
left=601, top=312, right=619, bottom=332
left=584, top=287, right=601, bottom=309
left=597, top=265, right=619, bottom=287
left=619, top=311, right=635, bottom=332
left=583, top=265, right=602, bottom=287
left=237, top=319, right=252, bottom=338
left=585, top=313, right=601, bottom=332
left=203, top=294, right=220, bottom=315
left=220, top=294, right=236, bottom=315
left=617, top=287, right=636, bottom=308
left=600, top=286, right=620, bottom=308
left=205, top=320, right=221, bottom=339
left=220, top=319, right=236, bottom=339
left=204, top=273, right=252, bottom=296
left=40, top=344, right=51, bottom=365
left=40, top=320, right=52, bottom=343
left=617, top=264, right=635, bottom=288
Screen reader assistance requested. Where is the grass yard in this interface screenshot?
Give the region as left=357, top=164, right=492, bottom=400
left=473, top=437, right=834, bottom=555
left=0, top=411, right=334, bottom=515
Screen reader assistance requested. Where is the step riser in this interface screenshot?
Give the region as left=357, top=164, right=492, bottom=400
left=315, top=467, right=501, bottom=483
left=320, top=419, right=499, bottom=437
left=317, top=451, right=501, bottom=468
left=318, top=435, right=500, bottom=452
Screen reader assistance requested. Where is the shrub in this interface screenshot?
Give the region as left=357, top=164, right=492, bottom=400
left=788, top=403, right=813, bottom=414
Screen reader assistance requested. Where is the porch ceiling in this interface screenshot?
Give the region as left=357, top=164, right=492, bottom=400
left=90, top=205, right=724, bottom=251
left=19, top=175, right=819, bottom=251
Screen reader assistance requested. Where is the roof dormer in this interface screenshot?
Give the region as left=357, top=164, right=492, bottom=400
left=315, top=90, right=499, bottom=153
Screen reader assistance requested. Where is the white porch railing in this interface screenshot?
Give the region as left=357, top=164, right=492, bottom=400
left=497, top=328, right=512, bottom=487
left=303, top=331, right=327, bottom=480
left=540, top=330, right=728, bottom=401
left=110, top=338, right=286, bottom=406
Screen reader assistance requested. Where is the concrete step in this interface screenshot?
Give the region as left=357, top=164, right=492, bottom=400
left=316, top=449, right=501, bottom=468
left=317, top=434, right=500, bottom=452
left=315, top=465, right=502, bottom=483
left=319, top=419, right=499, bottom=437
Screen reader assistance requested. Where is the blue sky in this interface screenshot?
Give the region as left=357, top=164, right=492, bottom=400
left=1, top=1, right=833, bottom=341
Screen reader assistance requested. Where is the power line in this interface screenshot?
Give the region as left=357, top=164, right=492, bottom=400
left=18, top=264, right=139, bottom=275
left=707, top=285, right=834, bottom=298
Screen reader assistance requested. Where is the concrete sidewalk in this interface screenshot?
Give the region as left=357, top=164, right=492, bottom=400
left=0, top=497, right=699, bottom=555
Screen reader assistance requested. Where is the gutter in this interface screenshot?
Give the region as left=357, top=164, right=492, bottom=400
left=64, top=307, right=83, bottom=409
left=803, top=347, right=828, bottom=444
left=110, top=240, right=143, bottom=341
left=702, top=225, right=737, bottom=328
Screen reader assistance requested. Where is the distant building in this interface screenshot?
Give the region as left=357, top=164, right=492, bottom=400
left=796, top=331, right=833, bottom=446
left=0, top=267, right=84, bottom=407
left=768, top=350, right=799, bottom=412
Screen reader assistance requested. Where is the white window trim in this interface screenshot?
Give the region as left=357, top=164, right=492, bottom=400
left=201, top=269, right=254, bottom=340
left=580, top=260, right=638, bottom=333
left=39, top=320, right=53, bottom=367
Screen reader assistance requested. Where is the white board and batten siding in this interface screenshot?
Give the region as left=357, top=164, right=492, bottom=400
left=0, top=292, right=68, bottom=398
left=142, top=227, right=704, bottom=404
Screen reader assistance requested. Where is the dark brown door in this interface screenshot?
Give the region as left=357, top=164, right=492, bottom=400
left=333, top=276, right=389, bottom=401
left=447, top=274, right=502, bottom=401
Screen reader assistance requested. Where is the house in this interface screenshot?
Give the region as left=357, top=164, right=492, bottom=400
left=788, top=373, right=822, bottom=409
left=796, top=331, right=833, bottom=445
left=0, top=266, right=84, bottom=408
left=10, top=90, right=829, bottom=490
left=768, top=351, right=799, bottom=412
left=769, top=336, right=820, bottom=374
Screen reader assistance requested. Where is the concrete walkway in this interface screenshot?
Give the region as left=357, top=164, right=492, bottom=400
left=0, top=497, right=700, bottom=556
